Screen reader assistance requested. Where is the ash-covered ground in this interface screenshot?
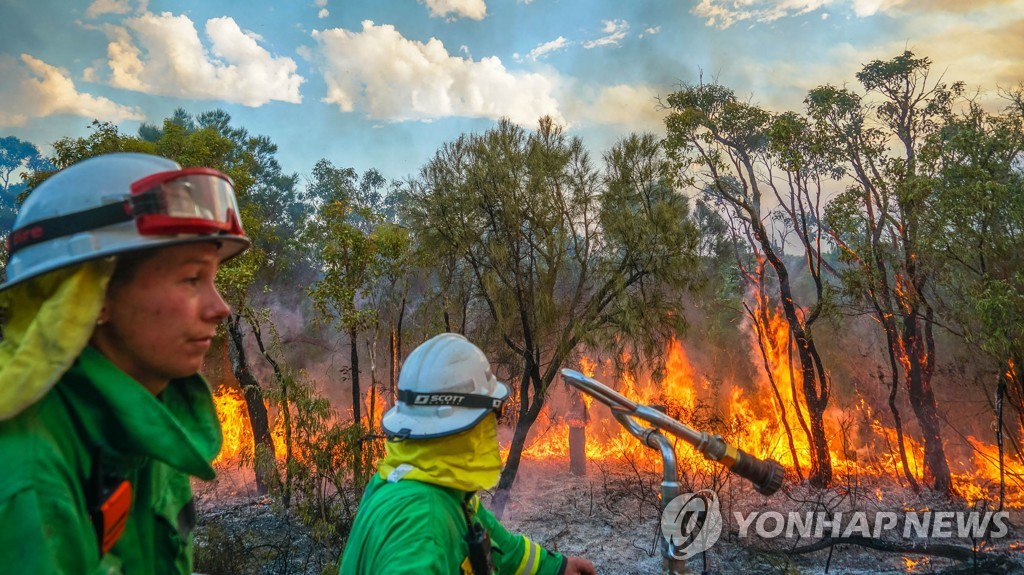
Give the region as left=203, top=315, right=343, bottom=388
left=193, top=459, right=1024, bottom=574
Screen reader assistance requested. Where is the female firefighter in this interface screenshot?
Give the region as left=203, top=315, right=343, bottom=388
left=0, top=152, right=249, bottom=574
left=339, top=333, right=597, bottom=575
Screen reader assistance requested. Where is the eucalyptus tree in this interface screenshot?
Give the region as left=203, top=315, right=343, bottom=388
left=919, top=91, right=1024, bottom=505
left=405, top=117, right=700, bottom=516
left=663, top=86, right=835, bottom=487
left=812, top=52, right=960, bottom=493
left=303, top=160, right=376, bottom=428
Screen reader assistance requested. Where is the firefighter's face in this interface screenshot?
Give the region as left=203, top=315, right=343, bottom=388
left=91, top=242, right=230, bottom=395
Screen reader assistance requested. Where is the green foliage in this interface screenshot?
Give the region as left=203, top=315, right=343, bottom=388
left=302, top=159, right=389, bottom=335
left=266, top=368, right=382, bottom=548
left=406, top=116, right=701, bottom=419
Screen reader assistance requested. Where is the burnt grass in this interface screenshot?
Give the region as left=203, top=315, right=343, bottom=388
left=192, top=460, right=1024, bottom=575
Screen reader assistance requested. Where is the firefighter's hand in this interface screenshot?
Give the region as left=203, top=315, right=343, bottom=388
left=565, top=556, right=596, bottom=574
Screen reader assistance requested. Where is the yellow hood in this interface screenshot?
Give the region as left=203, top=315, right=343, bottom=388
left=377, top=414, right=502, bottom=493
left=0, top=259, right=114, bottom=420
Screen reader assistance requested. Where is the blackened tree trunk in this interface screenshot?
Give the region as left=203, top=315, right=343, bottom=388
left=250, top=322, right=290, bottom=507
left=390, top=295, right=405, bottom=401
left=349, top=325, right=363, bottom=482
left=350, top=325, right=361, bottom=425
left=877, top=312, right=919, bottom=491
left=227, top=315, right=275, bottom=495
left=902, top=309, right=952, bottom=492
left=754, top=221, right=832, bottom=487
left=491, top=363, right=545, bottom=520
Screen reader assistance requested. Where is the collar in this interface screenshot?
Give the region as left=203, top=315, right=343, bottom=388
left=58, top=346, right=222, bottom=479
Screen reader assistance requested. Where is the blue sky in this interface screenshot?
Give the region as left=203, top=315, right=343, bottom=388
left=2, top=0, right=1022, bottom=182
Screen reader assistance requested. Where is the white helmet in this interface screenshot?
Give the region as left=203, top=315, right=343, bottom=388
left=382, top=333, right=510, bottom=439
left=2, top=152, right=250, bottom=290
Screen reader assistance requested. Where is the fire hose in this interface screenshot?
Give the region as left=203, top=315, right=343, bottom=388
left=560, top=368, right=785, bottom=573
left=560, top=368, right=784, bottom=493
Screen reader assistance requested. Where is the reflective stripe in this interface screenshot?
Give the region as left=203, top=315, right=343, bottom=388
left=514, top=537, right=542, bottom=575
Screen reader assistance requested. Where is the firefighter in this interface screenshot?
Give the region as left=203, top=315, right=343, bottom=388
left=339, top=333, right=597, bottom=575
left=0, top=152, right=249, bottom=574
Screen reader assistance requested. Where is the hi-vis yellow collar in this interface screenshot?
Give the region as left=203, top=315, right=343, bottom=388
left=377, top=414, right=502, bottom=493
left=0, top=260, right=114, bottom=421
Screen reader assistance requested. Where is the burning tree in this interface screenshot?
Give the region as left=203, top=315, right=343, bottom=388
left=405, top=117, right=701, bottom=516
left=812, top=52, right=959, bottom=493
left=663, top=85, right=836, bottom=487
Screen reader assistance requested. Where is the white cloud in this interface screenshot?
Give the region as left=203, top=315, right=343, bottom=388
left=527, top=36, right=569, bottom=61
left=851, top=0, right=908, bottom=17
left=310, top=21, right=563, bottom=125
left=582, top=20, right=629, bottom=48
left=419, top=0, right=487, bottom=21
left=566, top=84, right=667, bottom=132
left=692, top=0, right=835, bottom=29
left=0, top=54, right=144, bottom=127
left=690, top=0, right=951, bottom=28
left=96, top=11, right=303, bottom=106
left=644, top=26, right=661, bottom=34
left=86, top=0, right=133, bottom=18
left=318, top=9, right=329, bottom=18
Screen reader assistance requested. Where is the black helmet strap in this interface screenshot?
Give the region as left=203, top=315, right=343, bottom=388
left=397, top=389, right=504, bottom=410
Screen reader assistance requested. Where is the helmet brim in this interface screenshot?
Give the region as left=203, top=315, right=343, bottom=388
left=0, top=234, right=250, bottom=292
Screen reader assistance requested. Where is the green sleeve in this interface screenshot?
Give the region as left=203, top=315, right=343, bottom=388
left=0, top=487, right=95, bottom=574
left=474, top=501, right=566, bottom=575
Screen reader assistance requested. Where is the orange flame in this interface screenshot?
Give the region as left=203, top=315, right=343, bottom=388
left=212, top=385, right=290, bottom=465
left=517, top=308, right=1024, bottom=507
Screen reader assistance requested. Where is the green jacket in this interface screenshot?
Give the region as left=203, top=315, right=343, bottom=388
left=339, top=475, right=567, bottom=575
left=0, top=346, right=222, bottom=574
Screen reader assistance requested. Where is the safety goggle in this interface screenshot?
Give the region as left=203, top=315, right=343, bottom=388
left=397, top=389, right=508, bottom=419
left=7, top=168, right=245, bottom=256
left=130, top=167, right=244, bottom=236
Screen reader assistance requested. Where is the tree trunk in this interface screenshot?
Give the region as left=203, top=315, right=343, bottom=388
left=879, top=319, right=919, bottom=491
left=250, top=322, right=289, bottom=507
left=996, top=372, right=1007, bottom=511
left=349, top=325, right=363, bottom=482
left=902, top=314, right=952, bottom=493
left=491, top=395, right=544, bottom=520
left=567, top=386, right=588, bottom=477
left=568, top=426, right=586, bottom=476
left=389, top=325, right=397, bottom=402
left=227, top=316, right=275, bottom=495
left=350, top=325, right=361, bottom=425
left=390, top=295, right=405, bottom=403
left=367, top=333, right=378, bottom=430
left=755, top=222, right=832, bottom=487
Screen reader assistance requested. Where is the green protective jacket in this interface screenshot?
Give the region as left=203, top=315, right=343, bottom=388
left=0, top=346, right=222, bottom=574
left=339, top=475, right=567, bottom=575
